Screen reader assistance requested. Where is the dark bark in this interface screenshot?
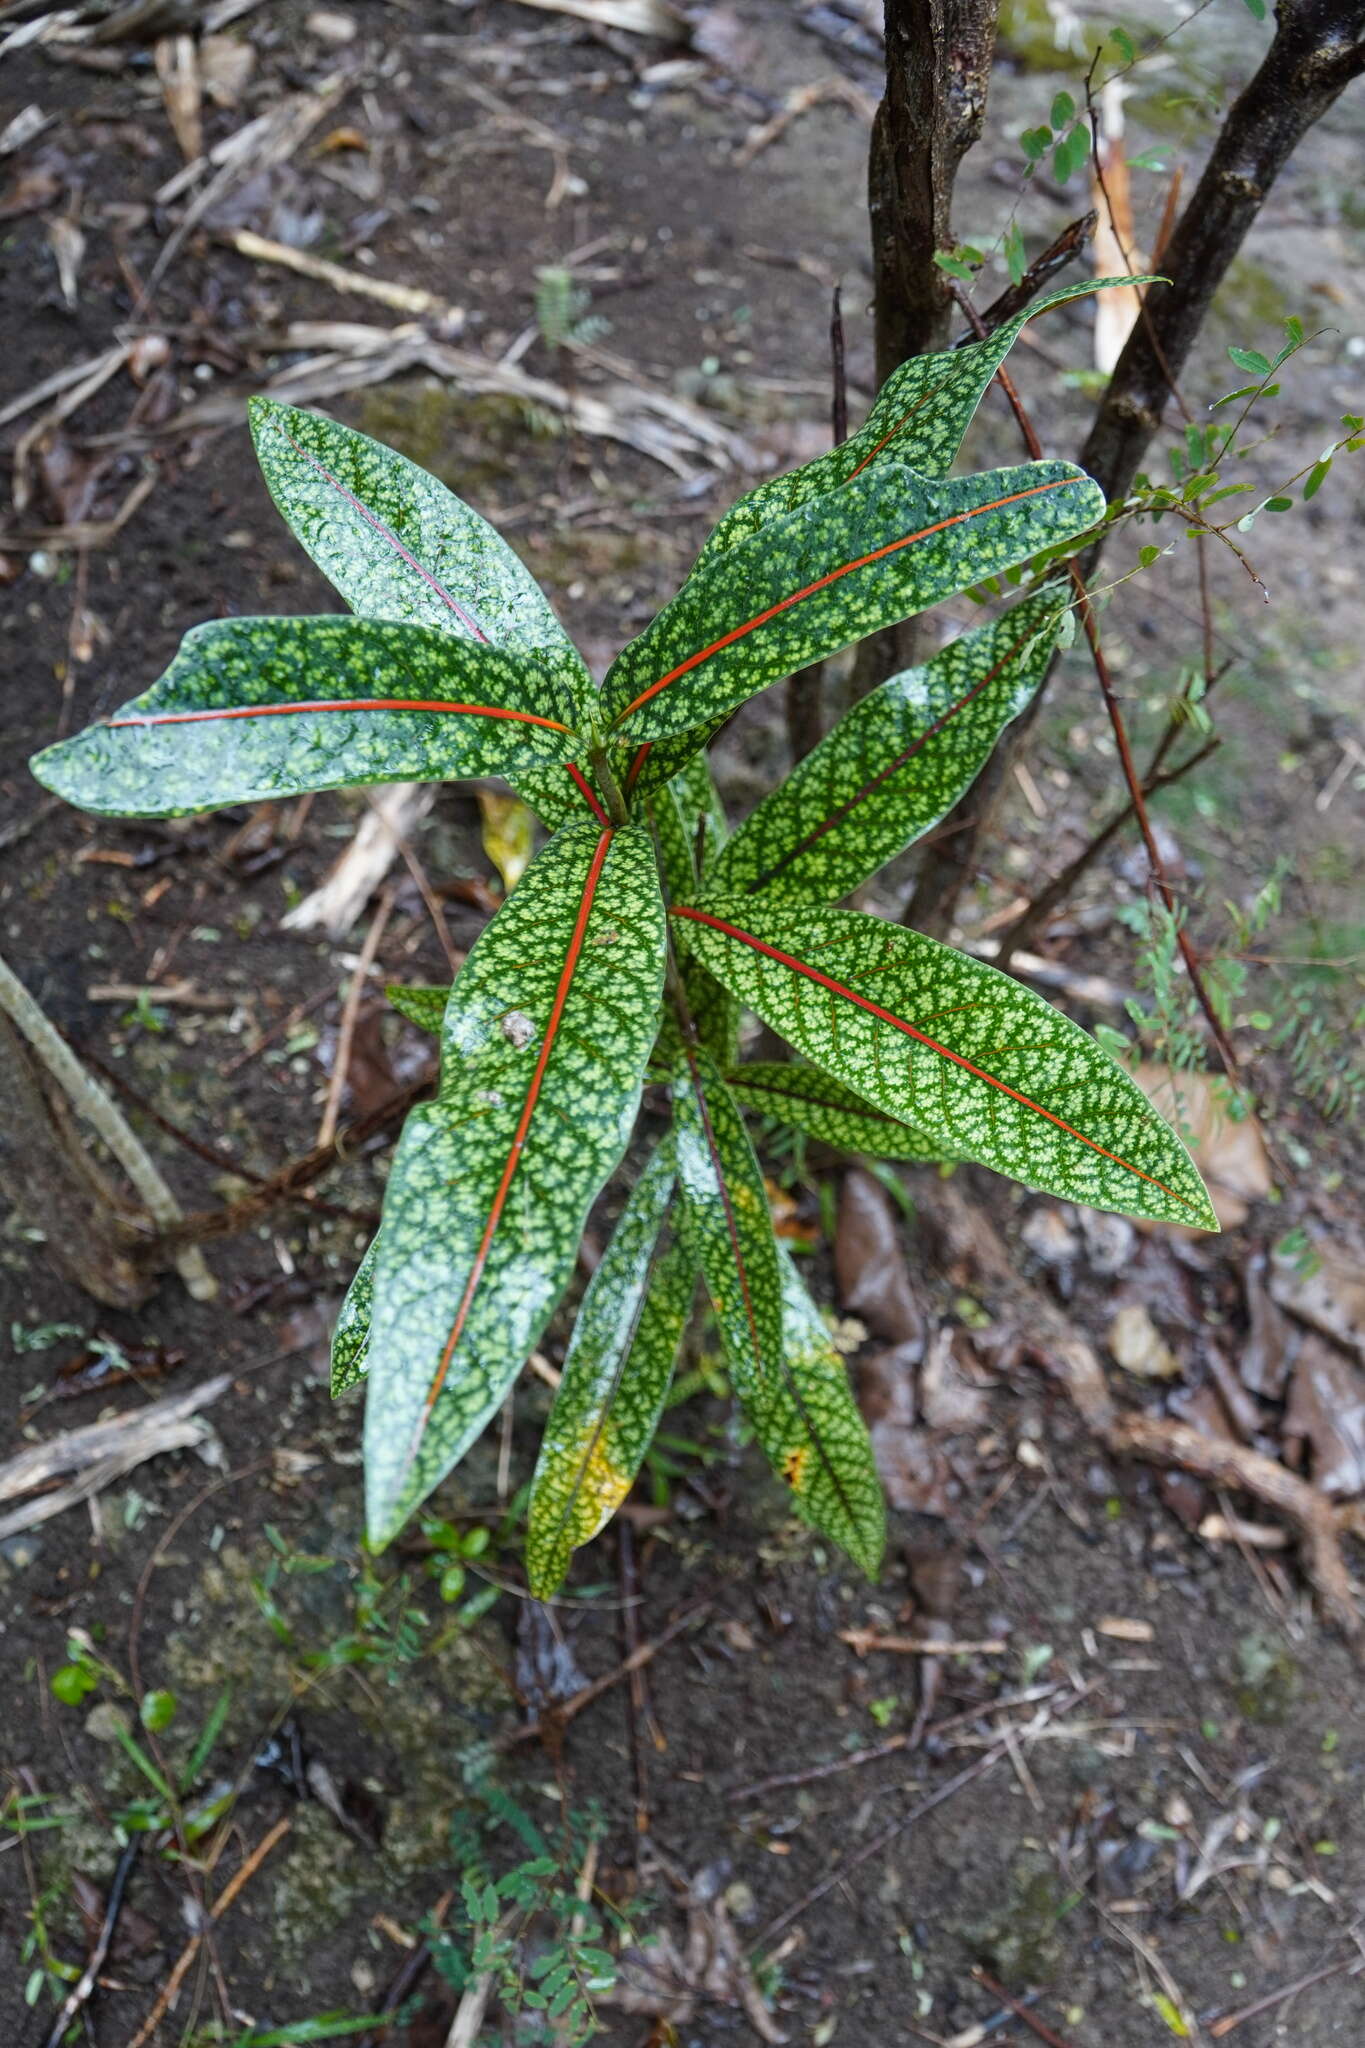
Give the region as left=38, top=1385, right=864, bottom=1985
left=906, top=0, right=1365, bottom=938
left=859, top=0, right=1000, bottom=689
left=871, top=0, right=1000, bottom=383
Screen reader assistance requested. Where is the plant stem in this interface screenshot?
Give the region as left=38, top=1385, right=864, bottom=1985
left=587, top=743, right=630, bottom=828
left=0, top=949, right=215, bottom=1299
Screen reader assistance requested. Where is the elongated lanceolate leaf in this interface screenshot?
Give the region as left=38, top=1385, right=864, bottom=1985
left=676, top=903, right=1218, bottom=1229
left=526, top=1142, right=692, bottom=1596
left=31, top=617, right=578, bottom=818
left=770, top=1247, right=884, bottom=1579
left=250, top=399, right=595, bottom=826
left=710, top=589, right=1064, bottom=902
left=331, top=1234, right=379, bottom=1395
left=672, top=1045, right=883, bottom=1575
left=602, top=460, right=1103, bottom=742
left=250, top=399, right=588, bottom=692
left=699, top=278, right=1155, bottom=561
left=726, top=1061, right=947, bottom=1162
left=363, top=823, right=666, bottom=1544
left=386, top=983, right=451, bottom=1035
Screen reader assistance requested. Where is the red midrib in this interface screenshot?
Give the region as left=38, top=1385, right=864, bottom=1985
left=413, top=827, right=615, bottom=1443
left=275, top=422, right=492, bottom=643
left=565, top=761, right=609, bottom=825
left=674, top=907, right=1196, bottom=1214
left=744, top=622, right=1041, bottom=891
left=684, top=1045, right=767, bottom=1376
left=612, top=478, right=1072, bottom=726
left=110, top=699, right=570, bottom=734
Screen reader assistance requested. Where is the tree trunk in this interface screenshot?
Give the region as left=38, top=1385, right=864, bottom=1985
left=906, top=0, right=1365, bottom=938
left=871, top=0, right=1000, bottom=382
left=860, top=0, right=1000, bottom=688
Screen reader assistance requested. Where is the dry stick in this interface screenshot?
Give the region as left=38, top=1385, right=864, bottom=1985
left=758, top=1741, right=1011, bottom=1947
left=1110, top=1414, right=1362, bottom=1652
left=498, top=1600, right=712, bottom=1750
left=355, top=1891, right=454, bottom=2048
left=74, top=1038, right=375, bottom=1228
left=1209, top=1951, right=1365, bottom=2037
left=155, top=1068, right=432, bottom=1248
left=318, top=886, right=395, bottom=1152
left=974, top=212, right=1097, bottom=335
left=999, top=734, right=1221, bottom=966
left=39, top=1838, right=139, bottom=2048
left=617, top=1518, right=651, bottom=1843
left=837, top=1631, right=1007, bottom=1656
left=126, top=1818, right=292, bottom=2048
left=0, top=949, right=214, bottom=1300
left=972, top=1967, right=1080, bottom=2048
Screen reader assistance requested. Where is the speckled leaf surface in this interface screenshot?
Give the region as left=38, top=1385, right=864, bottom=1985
left=677, top=903, right=1217, bottom=1229
left=331, top=1234, right=379, bottom=1395
left=726, top=1061, right=947, bottom=1162
left=31, top=616, right=578, bottom=818
left=602, top=460, right=1103, bottom=742
left=698, top=279, right=1150, bottom=561
left=525, top=1143, right=691, bottom=1596
left=710, top=589, right=1064, bottom=903
left=386, top=984, right=451, bottom=1034
left=769, top=1247, right=884, bottom=1579
left=250, top=399, right=588, bottom=710
left=671, top=1046, right=881, bottom=1574
left=363, top=822, right=666, bottom=1545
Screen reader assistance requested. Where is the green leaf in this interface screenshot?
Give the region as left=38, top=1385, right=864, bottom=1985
left=707, top=588, right=1064, bottom=903
left=362, top=822, right=666, bottom=1544
left=1302, top=458, right=1332, bottom=500
left=31, top=617, right=578, bottom=819
left=1051, top=92, right=1075, bottom=128
left=769, top=1246, right=884, bottom=1578
left=1239, top=0, right=1266, bottom=18
left=140, top=1689, right=177, bottom=1733
left=1227, top=345, right=1271, bottom=377
left=249, top=399, right=587, bottom=691
left=331, top=1233, right=379, bottom=1395
left=726, top=1060, right=947, bottom=1161
left=386, top=983, right=451, bottom=1034
left=676, top=901, right=1218, bottom=1229
left=525, top=1141, right=693, bottom=1595
left=671, top=1046, right=882, bottom=1576
left=603, top=460, right=1103, bottom=743
left=1003, top=221, right=1027, bottom=287
left=695, top=279, right=1148, bottom=561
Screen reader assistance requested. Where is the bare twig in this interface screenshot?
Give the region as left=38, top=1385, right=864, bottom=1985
left=498, top=1601, right=712, bottom=1749
left=126, top=1818, right=292, bottom=2048
left=0, top=948, right=214, bottom=1299
left=317, top=886, right=395, bottom=1152
left=39, top=1839, right=139, bottom=2048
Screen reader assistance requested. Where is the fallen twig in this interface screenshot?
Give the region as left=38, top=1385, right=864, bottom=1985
left=126, top=1817, right=291, bottom=2048
left=499, top=1601, right=712, bottom=1749
left=219, top=226, right=465, bottom=329
left=971, top=1968, right=1078, bottom=2048
left=39, top=1838, right=139, bottom=2048
left=1209, top=1949, right=1365, bottom=2037
left=838, top=1630, right=1007, bottom=1657
left=0, top=947, right=214, bottom=1298
left=317, top=886, right=394, bottom=1152
left=0, top=1375, right=230, bottom=1541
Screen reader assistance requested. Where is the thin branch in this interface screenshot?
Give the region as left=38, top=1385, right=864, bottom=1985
left=0, top=948, right=214, bottom=1299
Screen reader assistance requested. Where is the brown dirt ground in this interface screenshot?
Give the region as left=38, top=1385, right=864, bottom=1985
left=2, top=4, right=1363, bottom=2045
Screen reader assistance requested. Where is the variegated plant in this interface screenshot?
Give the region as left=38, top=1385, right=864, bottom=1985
left=31, top=280, right=1217, bottom=1596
